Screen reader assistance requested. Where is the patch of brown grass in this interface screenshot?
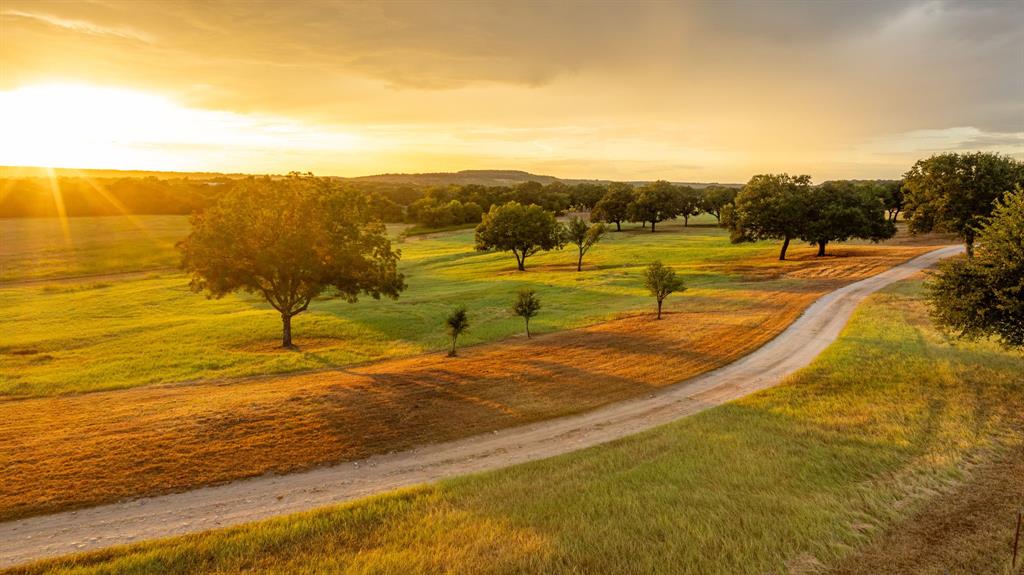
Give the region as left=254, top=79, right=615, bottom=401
left=829, top=434, right=1024, bottom=575
left=704, top=244, right=938, bottom=283
left=0, top=285, right=819, bottom=521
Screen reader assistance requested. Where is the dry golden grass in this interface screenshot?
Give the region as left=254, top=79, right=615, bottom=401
left=829, top=430, right=1024, bottom=575
left=0, top=244, right=939, bottom=521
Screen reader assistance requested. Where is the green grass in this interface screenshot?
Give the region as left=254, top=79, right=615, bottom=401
left=18, top=281, right=1022, bottom=575
left=0, top=217, right=794, bottom=396
left=0, top=216, right=189, bottom=282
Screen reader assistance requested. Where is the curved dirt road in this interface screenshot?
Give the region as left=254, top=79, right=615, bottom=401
left=0, top=245, right=962, bottom=568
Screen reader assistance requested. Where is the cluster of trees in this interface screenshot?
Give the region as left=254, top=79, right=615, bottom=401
left=406, top=197, right=484, bottom=228
left=903, top=152, right=1023, bottom=348
left=722, top=174, right=897, bottom=260
left=402, top=180, right=741, bottom=230
left=0, top=176, right=231, bottom=217
left=591, top=182, right=736, bottom=231
left=927, top=187, right=1023, bottom=348
left=0, top=174, right=414, bottom=221
left=903, top=151, right=1024, bottom=258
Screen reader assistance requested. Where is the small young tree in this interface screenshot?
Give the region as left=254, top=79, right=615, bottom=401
left=927, top=187, right=1024, bottom=348
left=513, top=289, right=542, bottom=338
left=644, top=261, right=686, bottom=319
left=475, top=201, right=565, bottom=271
left=179, top=175, right=406, bottom=348
left=563, top=216, right=607, bottom=271
left=445, top=307, right=469, bottom=356
left=723, top=173, right=812, bottom=260
left=591, top=182, right=635, bottom=231
left=903, top=152, right=1024, bottom=258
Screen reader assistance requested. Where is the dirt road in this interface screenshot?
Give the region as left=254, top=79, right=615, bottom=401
left=0, top=245, right=963, bottom=569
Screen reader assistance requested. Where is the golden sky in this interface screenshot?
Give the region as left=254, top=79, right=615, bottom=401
left=1, top=0, right=1022, bottom=182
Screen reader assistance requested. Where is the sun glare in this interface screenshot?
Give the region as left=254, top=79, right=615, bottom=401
left=0, top=83, right=363, bottom=172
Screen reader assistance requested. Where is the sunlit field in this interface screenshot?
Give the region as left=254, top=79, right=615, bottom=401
left=16, top=280, right=1021, bottom=575
left=0, top=215, right=953, bottom=521
left=0, top=216, right=188, bottom=282
left=0, top=214, right=944, bottom=398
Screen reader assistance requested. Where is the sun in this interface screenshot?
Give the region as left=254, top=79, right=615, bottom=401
left=0, top=82, right=182, bottom=168
left=0, top=84, right=194, bottom=170
left=0, top=83, right=365, bottom=173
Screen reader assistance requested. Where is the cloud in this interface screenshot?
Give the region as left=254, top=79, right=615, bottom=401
left=1, top=9, right=152, bottom=43
left=1, top=0, right=1022, bottom=180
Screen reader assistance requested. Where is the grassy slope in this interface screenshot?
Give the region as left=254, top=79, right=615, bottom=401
left=14, top=280, right=1022, bottom=575
left=0, top=216, right=188, bottom=282
left=2, top=215, right=924, bottom=397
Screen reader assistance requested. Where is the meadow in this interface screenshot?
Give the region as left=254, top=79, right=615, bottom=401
left=0, top=214, right=942, bottom=397
left=0, top=214, right=953, bottom=521
left=14, top=280, right=1022, bottom=575
left=0, top=216, right=188, bottom=283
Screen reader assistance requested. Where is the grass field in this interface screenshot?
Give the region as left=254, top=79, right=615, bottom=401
left=0, top=215, right=945, bottom=397
left=0, top=216, right=188, bottom=282
left=13, top=280, right=1022, bottom=575
left=0, top=216, right=952, bottom=520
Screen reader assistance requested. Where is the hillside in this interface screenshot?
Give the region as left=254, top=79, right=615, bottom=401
left=1, top=165, right=741, bottom=188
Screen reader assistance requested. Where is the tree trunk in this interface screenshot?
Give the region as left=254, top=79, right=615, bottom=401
left=281, top=313, right=293, bottom=348
left=449, top=335, right=457, bottom=357
left=817, top=240, right=827, bottom=256
left=515, top=251, right=526, bottom=271
left=965, top=231, right=975, bottom=259
left=656, top=299, right=663, bottom=320
left=650, top=221, right=656, bottom=233
left=779, top=236, right=791, bottom=260
left=577, top=249, right=583, bottom=272
left=615, top=221, right=621, bottom=231
left=525, top=318, right=531, bottom=338
left=683, top=215, right=689, bottom=227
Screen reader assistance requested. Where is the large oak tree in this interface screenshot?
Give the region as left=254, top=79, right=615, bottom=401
left=700, top=185, right=738, bottom=223
left=801, top=181, right=895, bottom=256
left=628, top=180, right=679, bottom=232
left=474, top=201, right=564, bottom=271
left=591, top=182, right=635, bottom=231
left=723, top=173, right=812, bottom=260
left=179, top=175, right=405, bottom=348
left=903, top=152, right=1024, bottom=258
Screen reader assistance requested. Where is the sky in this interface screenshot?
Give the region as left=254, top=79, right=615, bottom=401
left=1, top=0, right=1022, bottom=182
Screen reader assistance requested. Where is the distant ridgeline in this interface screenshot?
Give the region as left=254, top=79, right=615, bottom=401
left=0, top=166, right=739, bottom=220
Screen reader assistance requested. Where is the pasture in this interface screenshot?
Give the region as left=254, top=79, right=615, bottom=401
left=0, top=215, right=950, bottom=521
left=14, top=280, right=1022, bottom=574
left=0, top=214, right=941, bottom=397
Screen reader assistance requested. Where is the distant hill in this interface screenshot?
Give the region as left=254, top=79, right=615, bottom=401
left=343, top=169, right=740, bottom=188
left=1, top=165, right=741, bottom=188
left=344, top=170, right=561, bottom=186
